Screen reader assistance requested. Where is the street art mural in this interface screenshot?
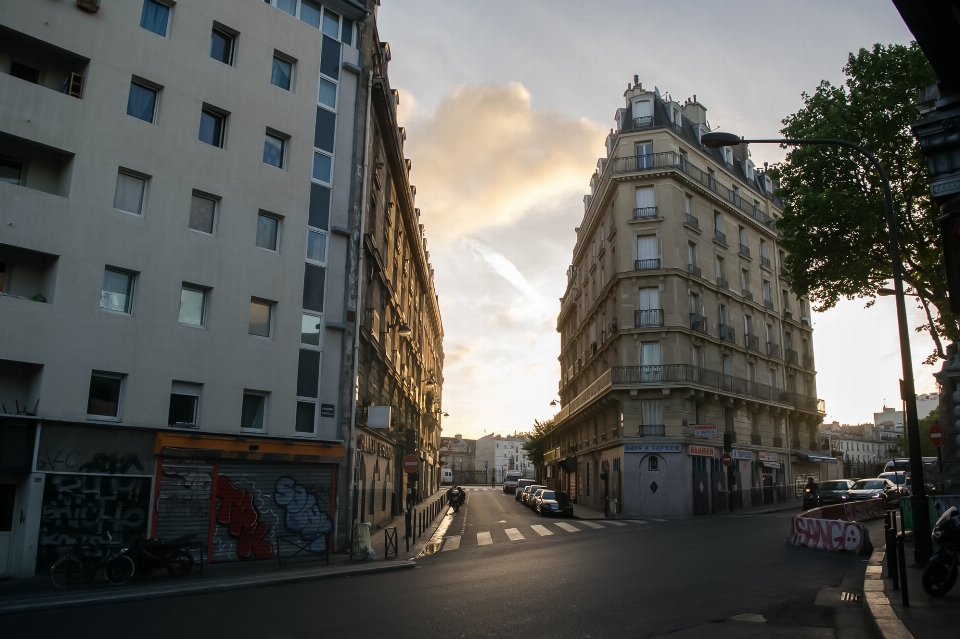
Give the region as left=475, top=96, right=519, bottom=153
left=789, top=516, right=872, bottom=555
left=274, top=477, right=333, bottom=554
left=36, top=474, right=150, bottom=570
left=215, top=476, right=273, bottom=560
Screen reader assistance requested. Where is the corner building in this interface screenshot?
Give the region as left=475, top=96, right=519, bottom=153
left=0, top=0, right=387, bottom=577
left=543, top=80, right=825, bottom=518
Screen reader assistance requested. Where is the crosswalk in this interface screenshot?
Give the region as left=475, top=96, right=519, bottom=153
left=438, top=518, right=654, bottom=552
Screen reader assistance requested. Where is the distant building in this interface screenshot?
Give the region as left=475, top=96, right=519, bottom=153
left=440, top=434, right=476, bottom=473
left=916, top=393, right=939, bottom=420
left=873, top=405, right=904, bottom=444
left=475, top=434, right=532, bottom=481
left=819, top=421, right=896, bottom=464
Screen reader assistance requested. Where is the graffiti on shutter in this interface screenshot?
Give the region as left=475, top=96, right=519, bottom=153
left=155, top=460, right=214, bottom=561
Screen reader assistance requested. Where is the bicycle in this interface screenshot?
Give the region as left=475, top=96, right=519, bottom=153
left=49, top=532, right=136, bottom=590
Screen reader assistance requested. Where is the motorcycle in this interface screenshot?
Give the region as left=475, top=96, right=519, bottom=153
left=922, top=506, right=959, bottom=597
left=801, top=487, right=820, bottom=511
left=450, top=489, right=465, bottom=513
left=118, top=535, right=197, bottom=579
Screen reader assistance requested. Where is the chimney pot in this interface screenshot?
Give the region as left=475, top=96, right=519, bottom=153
left=633, top=74, right=639, bottom=86
left=693, top=94, right=697, bottom=103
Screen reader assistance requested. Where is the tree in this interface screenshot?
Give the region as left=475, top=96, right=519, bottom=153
left=770, top=43, right=951, bottom=364
left=905, top=407, right=940, bottom=457
left=521, top=418, right=553, bottom=469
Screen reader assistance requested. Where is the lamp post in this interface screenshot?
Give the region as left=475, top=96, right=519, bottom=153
left=701, top=131, right=933, bottom=563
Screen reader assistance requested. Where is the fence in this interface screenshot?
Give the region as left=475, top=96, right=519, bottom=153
left=452, top=469, right=491, bottom=485
left=843, top=461, right=884, bottom=480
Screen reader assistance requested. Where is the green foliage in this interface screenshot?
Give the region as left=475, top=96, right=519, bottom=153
left=906, top=407, right=941, bottom=457
left=770, top=43, right=952, bottom=364
left=521, top=418, right=553, bottom=467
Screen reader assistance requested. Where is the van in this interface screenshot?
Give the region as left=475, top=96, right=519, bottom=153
left=502, top=471, right=523, bottom=493
left=442, top=468, right=453, bottom=485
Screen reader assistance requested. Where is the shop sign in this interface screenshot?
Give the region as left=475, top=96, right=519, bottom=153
left=625, top=444, right=682, bottom=453
left=759, top=452, right=779, bottom=462
left=357, top=434, right=393, bottom=459
left=688, top=445, right=715, bottom=457
left=731, top=450, right=754, bottom=460
left=693, top=424, right=718, bottom=438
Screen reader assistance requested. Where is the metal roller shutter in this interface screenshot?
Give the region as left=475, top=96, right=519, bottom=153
left=155, top=459, right=214, bottom=562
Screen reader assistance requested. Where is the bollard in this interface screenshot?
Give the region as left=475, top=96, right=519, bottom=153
left=896, top=531, right=910, bottom=607
left=886, top=511, right=899, bottom=591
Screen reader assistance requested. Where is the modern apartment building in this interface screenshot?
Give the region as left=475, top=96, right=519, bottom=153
left=475, top=434, right=532, bottom=482
left=542, top=79, right=824, bottom=518
left=0, top=0, right=443, bottom=578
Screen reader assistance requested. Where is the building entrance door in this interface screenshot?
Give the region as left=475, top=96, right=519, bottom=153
left=0, top=483, right=17, bottom=576
left=692, top=457, right=709, bottom=514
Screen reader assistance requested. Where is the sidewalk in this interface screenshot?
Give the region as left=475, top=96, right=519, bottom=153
left=865, top=533, right=957, bottom=639
left=572, top=496, right=801, bottom=520
left=0, top=489, right=451, bottom=615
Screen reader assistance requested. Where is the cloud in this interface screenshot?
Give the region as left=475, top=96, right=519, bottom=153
left=397, top=82, right=606, bottom=244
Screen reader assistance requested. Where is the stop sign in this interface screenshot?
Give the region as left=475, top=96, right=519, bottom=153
left=402, top=454, right=420, bottom=473
left=722, top=452, right=732, bottom=467
left=930, top=423, right=944, bottom=448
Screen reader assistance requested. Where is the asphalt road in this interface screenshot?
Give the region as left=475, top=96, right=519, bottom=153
left=5, top=488, right=882, bottom=639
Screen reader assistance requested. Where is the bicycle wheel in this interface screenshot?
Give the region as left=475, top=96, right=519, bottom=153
left=50, top=555, right=84, bottom=591
left=103, top=554, right=136, bottom=586
left=166, top=551, right=194, bottom=577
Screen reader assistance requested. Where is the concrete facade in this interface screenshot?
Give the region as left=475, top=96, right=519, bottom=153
left=542, top=80, right=824, bottom=518
left=474, top=434, right=532, bottom=482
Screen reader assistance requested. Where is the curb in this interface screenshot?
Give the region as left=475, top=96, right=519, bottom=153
left=862, top=548, right=916, bottom=639
left=0, top=560, right=415, bottom=615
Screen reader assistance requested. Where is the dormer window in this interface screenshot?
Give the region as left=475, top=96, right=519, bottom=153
left=722, top=146, right=733, bottom=165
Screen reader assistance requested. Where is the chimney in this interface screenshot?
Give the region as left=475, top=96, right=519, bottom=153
left=633, top=75, right=639, bottom=86
left=682, top=95, right=708, bottom=126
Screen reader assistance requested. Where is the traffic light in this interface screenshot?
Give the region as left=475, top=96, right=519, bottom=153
left=939, top=210, right=960, bottom=313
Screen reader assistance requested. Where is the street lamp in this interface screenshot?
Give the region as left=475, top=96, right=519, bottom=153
left=701, top=131, right=933, bottom=563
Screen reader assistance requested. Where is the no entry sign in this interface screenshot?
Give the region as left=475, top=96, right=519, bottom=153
left=722, top=452, right=732, bottom=467
left=930, top=423, right=944, bottom=448
left=402, top=454, right=420, bottom=473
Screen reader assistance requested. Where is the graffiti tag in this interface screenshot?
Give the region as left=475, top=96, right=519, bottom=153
left=37, top=450, right=145, bottom=475
left=215, top=476, right=273, bottom=560
left=274, top=477, right=333, bottom=554
left=790, top=517, right=867, bottom=553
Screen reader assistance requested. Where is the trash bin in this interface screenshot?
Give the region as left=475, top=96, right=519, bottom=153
left=352, top=522, right=372, bottom=558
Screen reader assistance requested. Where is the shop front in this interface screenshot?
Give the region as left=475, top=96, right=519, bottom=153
left=354, top=430, right=396, bottom=530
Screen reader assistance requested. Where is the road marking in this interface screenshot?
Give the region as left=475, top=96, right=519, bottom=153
left=627, top=520, right=648, bottom=525
left=555, top=522, right=580, bottom=533
left=442, top=536, right=461, bottom=551
left=579, top=521, right=604, bottom=529
left=607, top=521, right=627, bottom=526
left=504, top=528, right=525, bottom=541
left=650, top=518, right=667, bottom=522
left=530, top=524, right=553, bottom=536
left=477, top=531, right=493, bottom=546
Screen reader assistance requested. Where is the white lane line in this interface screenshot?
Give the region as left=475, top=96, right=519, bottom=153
left=442, top=536, right=461, bottom=551
left=580, top=521, right=604, bottom=529
left=504, top=528, right=525, bottom=541
left=477, top=531, right=493, bottom=546
left=607, top=521, right=627, bottom=526
left=530, top=524, right=553, bottom=536
left=651, top=518, right=667, bottom=522
left=555, top=522, right=581, bottom=533
left=628, top=520, right=649, bottom=525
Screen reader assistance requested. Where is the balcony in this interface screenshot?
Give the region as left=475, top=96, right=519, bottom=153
left=609, top=318, right=618, bottom=335
left=0, top=132, right=75, bottom=197
left=739, top=244, right=751, bottom=258
left=761, top=256, right=771, bottom=269
left=0, top=244, right=59, bottom=303
left=714, top=229, right=727, bottom=245
left=751, top=434, right=762, bottom=446
left=635, top=258, right=661, bottom=271
left=634, top=206, right=658, bottom=219
left=764, top=299, right=774, bottom=310
left=791, top=439, right=802, bottom=450
left=742, top=289, right=754, bottom=301
left=745, top=334, right=760, bottom=351
left=0, top=359, right=43, bottom=416
left=785, top=349, right=799, bottom=365
left=687, top=263, right=701, bottom=278
left=638, top=424, right=665, bottom=437
left=803, top=354, right=815, bottom=369
left=766, top=342, right=781, bottom=359
left=635, top=308, right=664, bottom=328
left=773, top=436, right=783, bottom=448
left=719, top=324, right=736, bottom=342
left=717, top=277, right=729, bottom=290
left=690, top=313, right=707, bottom=333
left=684, top=214, right=700, bottom=230
left=0, top=25, right=90, bottom=100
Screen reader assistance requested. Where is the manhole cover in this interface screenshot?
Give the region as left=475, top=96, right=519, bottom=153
left=840, top=592, right=860, bottom=602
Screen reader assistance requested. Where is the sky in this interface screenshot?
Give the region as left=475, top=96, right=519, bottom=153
left=376, top=0, right=940, bottom=440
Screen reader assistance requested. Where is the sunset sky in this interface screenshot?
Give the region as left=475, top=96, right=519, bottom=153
left=377, top=0, right=936, bottom=440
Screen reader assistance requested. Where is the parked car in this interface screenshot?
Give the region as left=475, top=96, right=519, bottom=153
left=842, top=478, right=901, bottom=508
left=502, top=472, right=523, bottom=493
left=878, top=472, right=910, bottom=496
left=514, top=479, right=535, bottom=501
left=818, top=479, right=856, bottom=505
left=528, top=488, right=547, bottom=509
left=536, top=490, right=574, bottom=517
left=521, top=485, right=544, bottom=506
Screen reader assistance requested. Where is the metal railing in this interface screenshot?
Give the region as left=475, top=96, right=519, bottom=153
left=684, top=213, right=700, bottom=229
left=803, top=354, right=815, bottom=369
left=766, top=342, right=780, bottom=359
left=761, top=256, right=771, bottom=268
left=635, top=258, right=661, bottom=271
left=739, top=244, right=751, bottom=257
left=745, top=334, right=760, bottom=351
left=609, top=151, right=777, bottom=230
left=717, top=277, right=729, bottom=290
left=715, top=229, right=727, bottom=244
left=639, top=424, right=665, bottom=437
left=719, top=324, right=736, bottom=342
left=634, top=206, right=658, bottom=219
left=742, top=289, right=754, bottom=301
left=635, top=308, right=664, bottom=327
left=687, top=264, right=701, bottom=278
left=785, top=349, right=799, bottom=365
left=751, top=434, right=762, bottom=445
left=764, top=299, right=774, bottom=310
left=690, top=313, right=707, bottom=333
left=773, top=436, right=783, bottom=448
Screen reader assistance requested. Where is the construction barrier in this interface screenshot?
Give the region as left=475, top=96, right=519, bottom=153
left=787, top=499, right=885, bottom=555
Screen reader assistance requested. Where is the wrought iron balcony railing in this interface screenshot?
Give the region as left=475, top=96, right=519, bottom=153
left=745, top=334, right=760, bottom=351
left=634, top=206, right=658, bottom=219
left=717, top=277, right=729, bottom=290
left=761, top=256, right=771, bottom=268
left=714, top=229, right=727, bottom=244
left=751, top=434, right=762, bottom=445
left=764, top=299, right=774, bottom=310
left=742, top=289, right=754, bottom=301
left=766, top=342, right=780, bottom=359
left=719, top=324, right=736, bottom=342
left=785, top=348, right=799, bottom=365
left=635, top=308, right=664, bottom=328
left=639, top=424, right=665, bottom=437
left=684, top=213, right=700, bottom=230
left=690, top=313, right=708, bottom=333
left=739, top=244, right=751, bottom=257
left=687, top=264, right=701, bottom=278
left=635, top=258, right=661, bottom=271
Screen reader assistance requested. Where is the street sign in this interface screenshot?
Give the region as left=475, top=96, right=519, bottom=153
left=402, top=454, right=420, bottom=474
left=484, top=460, right=488, bottom=469
left=930, top=423, right=944, bottom=448
left=721, top=452, right=732, bottom=467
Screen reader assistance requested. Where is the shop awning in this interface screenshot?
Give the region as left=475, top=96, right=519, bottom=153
left=795, top=451, right=838, bottom=464
left=156, top=432, right=344, bottom=463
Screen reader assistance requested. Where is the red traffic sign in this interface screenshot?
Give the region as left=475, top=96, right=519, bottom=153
left=721, top=452, right=732, bottom=467
left=402, top=454, right=420, bottom=473
left=930, top=423, right=944, bottom=448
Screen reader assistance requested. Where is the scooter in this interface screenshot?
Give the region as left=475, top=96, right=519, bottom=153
left=922, top=506, right=959, bottom=597
left=450, top=489, right=465, bottom=513
left=118, top=534, right=197, bottom=579
left=801, top=487, right=820, bottom=511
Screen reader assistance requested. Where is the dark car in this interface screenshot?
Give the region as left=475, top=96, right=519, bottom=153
left=521, top=485, right=544, bottom=506
left=528, top=488, right=547, bottom=509
left=514, top=479, right=535, bottom=501
left=536, top=490, right=574, bottom=517
left=842, top=478, right=901, bottom=508
left=818, top=479, right=855, bottom=505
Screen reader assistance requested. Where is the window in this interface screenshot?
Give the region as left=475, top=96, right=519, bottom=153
left=635, top=141, right=653, bottom=169
left=714, top=211, right=722, bottom=232
left=113, top=171, right=146, bottom=215
left=189, top=192, right=217, bottom=234
left=241, top=392, right=267, bottom=430
left=306, top=230, right=327, bottom=263
left=87, top=372, right=123, bottom=420
left=301, top=313, right=322, bottom=346
left=319, top=78, right=337, bottom=109
left=641, top=399, right=662, bottom=426
left=271, top=53, right=293, bottom=90
left=312, top=152, right=332, bottom=183
left=0, top=158, right=24, bottom=185
left=263, top=132, right=286, bottom=168
left=685, top=194, right=693, bottom=215
left=648, top=456, right=659, bottom=472
left=199, top=107, right=225, bottom=147
left=299, top=0, right=322, bottom=28
left=168, top=382, right=201, bottom=428
left=140, top=0, right=170, bottom=37
left=322, top=8, right=341, bottom=38
left=210, top=26, right=236, bottom=66
left=295, top=401, right=315, bottom=434
left=249, top=298, right=273, bottom=337
left=126, top=81, right=158, bottom=123
left=10, top=62, right=40, bottom=84
left=276, top=0, right=296, bottom=16
left=101, top=267, right=135, bottom=314
left=687, top=242, right=697, bottom=268
left=738, top=226, right=747, bottom=247
left=634, top=186, right=655, bottom=217
left=256, top=212, right=280, bottom=251
left=179, top=284, right=208, bottom=327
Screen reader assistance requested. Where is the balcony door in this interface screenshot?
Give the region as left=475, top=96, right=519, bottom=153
left=640, top=341, right=661, bottom=381
left=632, top=100, right=653, bottom=128
left=638, top=287, right=659, bottom=327
left=636, top=235, right=658, bottom=268
left=635, top=141, right=653, bottom=169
